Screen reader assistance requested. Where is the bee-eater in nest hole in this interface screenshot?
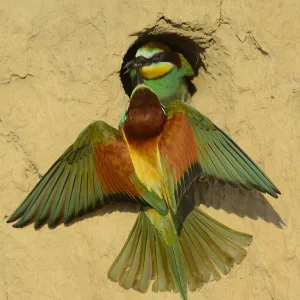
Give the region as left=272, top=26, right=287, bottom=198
left=7, top=68, right=280, bottom=300
left=120, top=40, right=195, bottom=128
left=124, top=41, right=195, bottom=103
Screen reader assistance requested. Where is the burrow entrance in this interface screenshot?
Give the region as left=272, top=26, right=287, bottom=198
left=120, top=33, right=206, bottom=97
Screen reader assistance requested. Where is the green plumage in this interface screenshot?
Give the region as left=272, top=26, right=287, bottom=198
left=119, top=42, right=194, bottom=128
left=167, top=101, right=280, bottom=198
left=7, top=121, right=165, bottom=229
left=113, top=42, right=279, bottom=299
left=7, top=121, right=116, bottom=228
left=128, top=43, right=194, bottom=104
left=110, top=93, right=279, bottom=299
left=130, top=65, right=191, bottom=103
left=109, top=200, right=253, bottom=300
left=7, top=73, right=280, bottom=300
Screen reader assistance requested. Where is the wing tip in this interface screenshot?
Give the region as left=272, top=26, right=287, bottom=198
left=6, top=213, right=27, bottom=227
left=12, top=222, right=23, bottom=228
left=275, top=188, right=281, bottom=195
left=34, top=220, right=43, bottom=229
left=6, top=217, right=14, bottom=224
left=63, top=215, right=74, bottom=225
left=6, top=212, right=21, bottom=224
left=48, top=219, right=59, bottom=229
left=267, top=187, right=281, bottom=199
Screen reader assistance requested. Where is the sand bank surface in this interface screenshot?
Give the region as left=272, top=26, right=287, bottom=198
left=1, top=1, right=299, bottom=299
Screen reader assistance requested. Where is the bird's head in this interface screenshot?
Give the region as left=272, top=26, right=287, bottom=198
left=124, top=41, right=194, bottom=81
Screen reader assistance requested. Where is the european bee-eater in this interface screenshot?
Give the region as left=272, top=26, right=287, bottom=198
left=124, top=41, right=194, bottom=103
left=7, top=71, right=280, bottom=300
left=119, top=41, right=194, bottom=127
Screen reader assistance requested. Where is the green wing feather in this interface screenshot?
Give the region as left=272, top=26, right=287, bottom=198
left=167, top=101, right=281, bottom=198
left=6, top=121, right=121, bottom=228
left=178, top=53, right=195, bottom=77
left=7, top=121, right=166, bottom=229
left=159, top=107, right=202, bottom=214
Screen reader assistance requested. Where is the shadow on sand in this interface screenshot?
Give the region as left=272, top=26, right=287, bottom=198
left=43, top=181, right=284, bottom=231
left=187, top=180, right=284, bottom=228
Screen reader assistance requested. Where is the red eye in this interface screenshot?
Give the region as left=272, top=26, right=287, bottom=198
left=153, top=52, right=163, bottom=60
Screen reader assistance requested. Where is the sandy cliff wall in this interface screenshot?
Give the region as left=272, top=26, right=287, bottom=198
left=1, top=1, right=299, bottom=299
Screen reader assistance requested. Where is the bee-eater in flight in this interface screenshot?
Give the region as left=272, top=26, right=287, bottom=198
left=7, top=68, right=280, bottom=300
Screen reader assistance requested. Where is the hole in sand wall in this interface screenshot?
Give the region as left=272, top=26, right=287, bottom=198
left=120, top=33, right=206, bottom=97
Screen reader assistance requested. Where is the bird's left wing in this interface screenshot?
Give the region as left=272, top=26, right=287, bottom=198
left=7, top=121, right=166, bottom=229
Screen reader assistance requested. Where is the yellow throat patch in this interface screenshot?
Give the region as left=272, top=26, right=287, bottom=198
left=141, top=62, right=174, bottom=80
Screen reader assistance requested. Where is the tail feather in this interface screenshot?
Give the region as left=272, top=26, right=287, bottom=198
left=132, top=215, right=152, bottom=292
left=194, top=208, right=252, bottom=247
left=179, top=206, right=253, bottom=288
left=180, top=240, right=201, bottom=292
left=108, top=213, right=138, bottom=284
left=165, top=242, right=187, bottom=299
left=152, top=231, right=173, bottom=292
left=108, top=211, right=187, bottom=298
left=180, top=225, right=214, bottom=283
left=183, top=219, right=222, bottom=280
left=188, top=213, right=232, bottom=273
left=191, top=208, right=252, bottom=264
left=121, top=215, right=146, bottom=290
left=108, top=206, right=252, bottom=299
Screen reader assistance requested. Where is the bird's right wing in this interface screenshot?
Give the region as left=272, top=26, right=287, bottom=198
left=178, top=101, right=281, bottom=197
left=159, top=100, right=280, bottom=215
left=7, top=121, right=166, bottom=229
left=178, top=52, right=194, bottom=77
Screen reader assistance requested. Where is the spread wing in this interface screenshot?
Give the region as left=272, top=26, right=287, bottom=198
left=7, top=121, right=166, bottom=229
left=160, top=101, right=280, bottom=213
left=159, top=107, right=202, bottom=213
left=169, top=101, right=280, bottom=200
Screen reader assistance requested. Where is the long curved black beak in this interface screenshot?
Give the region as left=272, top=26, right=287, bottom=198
left=123, top=56, right=151, bottom=74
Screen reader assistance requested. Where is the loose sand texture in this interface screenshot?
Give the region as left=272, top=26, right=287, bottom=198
left=1, top=1, right=300, bottom=299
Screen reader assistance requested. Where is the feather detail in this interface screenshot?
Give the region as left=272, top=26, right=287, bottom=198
left=108, top=210, right=187, bottom=300
left=166, top=101, right=280, bottom=198
left=7, top=121, right=159, bottom=228
left=159, top=111, right=200, bottom=212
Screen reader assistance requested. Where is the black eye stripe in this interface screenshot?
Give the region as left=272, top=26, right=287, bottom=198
left=123, top=51, right=179, bottom=75
left=152, top=52, right=176, bottom=64
left=153, top=52, right=163, bottom=59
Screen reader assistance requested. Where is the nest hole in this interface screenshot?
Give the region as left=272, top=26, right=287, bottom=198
left=120, top=33, right=206, bottom=97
